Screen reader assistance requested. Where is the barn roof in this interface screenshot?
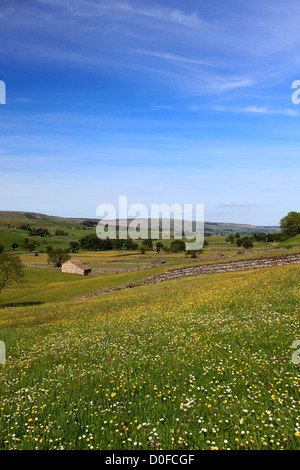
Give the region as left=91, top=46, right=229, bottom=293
left=63, top=259, right=91, bottom=270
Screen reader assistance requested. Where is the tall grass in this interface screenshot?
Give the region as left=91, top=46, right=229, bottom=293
left=0, top=264, right=299, bottom=449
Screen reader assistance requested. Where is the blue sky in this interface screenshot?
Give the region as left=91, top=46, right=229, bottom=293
left=0, top=0, right=299, bottom=225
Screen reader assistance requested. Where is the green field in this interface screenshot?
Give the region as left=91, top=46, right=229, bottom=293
left=0, top=212, right=93, bottom=252
left=0, top=263, right=177, bottom=308
left=0, top=257, right=300, bottom=449
left=0, top=212, right=299, bottom=450
left=0, top=210, right=280, bottom=253
left=1, top=242, right=295, bottom=308
left=279, top=234, right=300, bottom=249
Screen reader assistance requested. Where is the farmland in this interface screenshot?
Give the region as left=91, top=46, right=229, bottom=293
left=0, top=210, right=279, bottom=253
left=0, top=262, right=300, bottom=450
left=0, top=212, right=299, bottom=450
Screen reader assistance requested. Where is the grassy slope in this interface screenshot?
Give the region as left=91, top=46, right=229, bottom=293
left=1, top=233, right=299, bottom=308
left=0, top=264, right=299, bottom=449
left=279, top=234, right=300, bottom=248
left=0, top=211, right=92, bottom=251
left=0, top=263, right=180, bottom=307
left=2, top=241, right=299, bottom=308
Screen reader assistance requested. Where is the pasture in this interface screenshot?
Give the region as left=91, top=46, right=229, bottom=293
left=0, top=242, right=299, bottom=450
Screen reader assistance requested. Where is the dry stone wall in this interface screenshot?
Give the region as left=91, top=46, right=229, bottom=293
left=72, top=252, right=300, bottom=301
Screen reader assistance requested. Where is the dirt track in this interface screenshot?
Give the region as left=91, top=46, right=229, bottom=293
left=71, top=252, right=300, bottom=301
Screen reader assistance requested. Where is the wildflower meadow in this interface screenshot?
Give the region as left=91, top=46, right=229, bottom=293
left=0, top=263, right=299, bottom=450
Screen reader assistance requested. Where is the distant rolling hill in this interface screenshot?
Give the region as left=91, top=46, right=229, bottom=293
left=203, top=221, right=280, bottom=234
left=0, top=211, right=280, bottom=235
left=77, top=216, right=280, bottom=235
left=0, top=211, right=281, bottom=252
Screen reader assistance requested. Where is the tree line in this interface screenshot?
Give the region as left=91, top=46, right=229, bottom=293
left=19, top=224, right=69, bottom=237
left=225, top=211, right=300, bottom=249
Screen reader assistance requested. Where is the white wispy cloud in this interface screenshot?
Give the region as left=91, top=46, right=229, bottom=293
left=4, top=0, right=299, bottom=102
left=150, top=105, right=173, bottom=111
left=16, top=97, right=32, bottom=103
left=220, top=202, right=254, bottom=208
left=104, top=1, right=206, bottom=28
left=138, top=50, right=212, bottom=67
left=212, top=105, right=299, bottom=116
left=208, top=209, right=251, bottom=216
left=242, top=106, right=299, bottom=116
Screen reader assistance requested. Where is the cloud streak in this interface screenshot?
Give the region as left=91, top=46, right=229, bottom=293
left=213, top=105, right=299, bottom=116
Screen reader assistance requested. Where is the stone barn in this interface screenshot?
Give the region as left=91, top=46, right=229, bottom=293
left=61, top=259, right=92, bottom=275
left=151, top=259, right=166, bottom=267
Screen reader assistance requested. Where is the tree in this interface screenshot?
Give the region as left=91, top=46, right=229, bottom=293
left=47, top=249, right=71, bottom=267
left=185, top=249, right=202, bottom=258
left=24, top=241, right=36, bottom=252
left=81, top=220, right=97, bottom=228
left=12, top=243, right=19, bottom=251
left=236, top=238, right=243, bottom=247
left=156, top=242, right=164, bottom=252
left=0, top=245, right=4, bottom=254
left=69, top=241, right=80, bottom=253
left=80, top=234, right=108, bottom=251
left=0, top=253, right=25, bottom=294
left=29, top=227, right=50, bottom=237
left=124, top=239, right=138, bottom=250
left=253, top=233, right=267, bottom=243
left=170, top=240, right=185, bottom=253
left=142, top=238, right=153, bottom=249
left=225, top=235, right=235, bottom=244
left=242, top=238, right=253, bottom=249
left=280, top=211, right=300, bottom=237
left=55, top=229, right=68, bottom=236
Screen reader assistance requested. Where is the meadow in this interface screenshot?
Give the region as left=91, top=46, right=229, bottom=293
left=1, top=242, right=296, bottom=308
left=0, top=261, right=300, bottom=450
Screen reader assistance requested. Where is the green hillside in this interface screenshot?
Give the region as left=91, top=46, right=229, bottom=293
left=279, top=233, right=300, bottom=248
left=0, top=211, right=280, bottom=253
left=0, top=211, right=94, bottom=251
left=0, top=263, right=300, bottom=450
